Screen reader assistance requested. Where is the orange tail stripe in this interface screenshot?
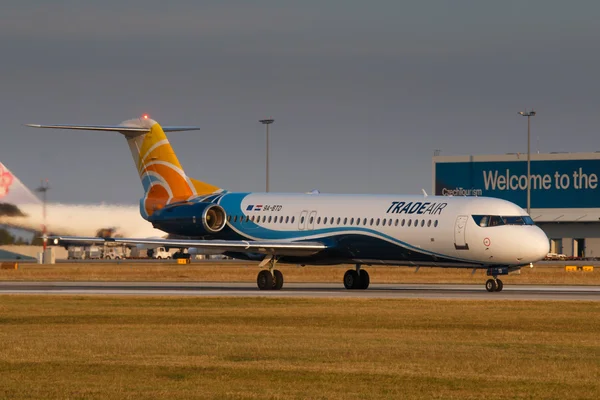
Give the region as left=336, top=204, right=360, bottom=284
left=144, top=164, right=194, bottom=198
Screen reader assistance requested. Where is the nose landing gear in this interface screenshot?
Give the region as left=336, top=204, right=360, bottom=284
left=485, top=278, right=503, bottom=292
left=485, top=266, right=508, bottom=292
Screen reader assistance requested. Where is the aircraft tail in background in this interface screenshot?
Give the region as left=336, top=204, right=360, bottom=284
left=0, top=162, right=42, bottom=216
left=26, top=116, right=224, bottom=219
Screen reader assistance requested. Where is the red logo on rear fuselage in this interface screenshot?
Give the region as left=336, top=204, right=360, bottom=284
left=0, top=165, right=14, bottom=198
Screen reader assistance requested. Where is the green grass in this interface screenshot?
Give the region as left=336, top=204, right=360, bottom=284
left=0, top=296, right=598, bottom=399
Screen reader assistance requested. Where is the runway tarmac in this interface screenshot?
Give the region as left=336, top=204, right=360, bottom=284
left=0, top=281, right=599, bottom=300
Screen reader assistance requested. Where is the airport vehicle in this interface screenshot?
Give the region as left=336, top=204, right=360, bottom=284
left=0, top=162, right=166, bottom=238
left=67, top=246, right=84, bottom=260
left=85, top=245, right=102, bottom=260
left=103, top=246, right=124, bottom=260
left=28, top=116, right=550, bottom=292
left=545, top=252, right=567, bottom=261
left=172, top=248, right=192, bottom=260
left=149, top=246, right=171, bottom=259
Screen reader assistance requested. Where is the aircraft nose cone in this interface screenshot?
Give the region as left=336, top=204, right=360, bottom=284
left=528, top=227, right=550, bottom=263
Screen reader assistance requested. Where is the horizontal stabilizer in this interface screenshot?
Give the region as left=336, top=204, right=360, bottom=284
left=25, top=124, right=200, bottom=133
left=49, top=236, right=328, bottom=257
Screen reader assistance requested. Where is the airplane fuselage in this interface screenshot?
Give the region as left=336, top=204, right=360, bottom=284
left=148, top=192, right=549, bottom=268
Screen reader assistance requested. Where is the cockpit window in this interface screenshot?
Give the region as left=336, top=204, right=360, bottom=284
left=472, top=215, right=535, bottom=227
left=489, top=216, right=504, bottom=226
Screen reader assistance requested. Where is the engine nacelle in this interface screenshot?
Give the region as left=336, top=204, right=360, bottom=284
left=148, top=202, right=226, bottom=237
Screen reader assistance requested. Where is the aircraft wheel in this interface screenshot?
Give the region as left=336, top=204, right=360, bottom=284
left=257, top=270, right=273, bottom=290
left=485, top=279, right=497, bottom=292
left=359, top=270, right=370, bottom=290
left=495, top=279, right=504, bottom=292
left=343, top=269, right=359, bottom=289
left=273, top=269, right=284, bottom=290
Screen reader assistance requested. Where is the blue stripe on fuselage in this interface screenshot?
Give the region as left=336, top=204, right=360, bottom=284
left=208, top=192, right=491, bottom=265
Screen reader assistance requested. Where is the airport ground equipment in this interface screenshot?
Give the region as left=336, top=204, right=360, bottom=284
left=149, top=247, right=171, bottom=259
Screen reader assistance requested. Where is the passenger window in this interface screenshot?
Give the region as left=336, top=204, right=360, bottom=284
left=434, top=220, right=438, bottom=227
left=337, top=217, right=341, bottom=225
left=285, top=216, right=289, bottom=223
left=414, top=219, right=419, bottom=227
left=401, top=219, right=405, bottom=226
left=317, top=217, right=321, bottom=224
left=268, top=216, right=272, bottom=223
left=421, top=220, right=425, bottom=227
left=227, top=215, right=231, bottom=222
left=407, top=219, right=411, bottom=227
left=427, top=220, right=431, bottom=227
left=350, top=218, right=354, bottom=225
left=291, top=216, right=295, bottom=223
left=344, top=217, right=348, bottom=225
left=363, top=218, right=367, bottom=225
left=246, top=216, right=250, bottom=222
left=301, top=216, right=305, bottom=224
left=376, top=218, right=380, bottom=226
left=233, top=216, right=237, bottom=222
left=382, top=219, right=386, bottom=226
left=309, top=216, right=314, bottom=224
left=370, top=218, right=374, bottom=226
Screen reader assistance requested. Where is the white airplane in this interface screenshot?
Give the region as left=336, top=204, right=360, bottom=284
left=27, top=116, right=550, bottom=292
left=0, top=161, right=165, bottom=238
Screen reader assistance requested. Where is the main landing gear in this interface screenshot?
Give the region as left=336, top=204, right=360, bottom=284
left=343, top=264, right=370, bottom=290
left=256, top=256, right=284, bottom=290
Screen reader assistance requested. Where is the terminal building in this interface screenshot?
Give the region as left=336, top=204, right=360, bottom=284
left=433, top=152, right=600, bottom=259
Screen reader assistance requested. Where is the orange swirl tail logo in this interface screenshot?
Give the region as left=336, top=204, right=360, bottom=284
left=0, top=165, right=14, bottom=199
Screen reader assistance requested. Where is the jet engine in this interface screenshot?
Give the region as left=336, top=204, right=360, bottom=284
left=148, top=202, right=227, bottom=237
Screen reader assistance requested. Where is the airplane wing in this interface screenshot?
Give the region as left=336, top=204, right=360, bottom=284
left=49, top=236, right=328, bottom=257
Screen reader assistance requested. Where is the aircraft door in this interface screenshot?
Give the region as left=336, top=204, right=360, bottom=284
left=298, top=210, right=308, bottom=230
left=454, top=215, right=469, bottom=250
left=307, top=211, right=317, bottom=230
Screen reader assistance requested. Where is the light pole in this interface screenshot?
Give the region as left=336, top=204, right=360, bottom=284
left=259, top=118, right=274, bottom=192
left=518, top=110, right=536, bottom=215
left=35, top=178, right=49, bottom=251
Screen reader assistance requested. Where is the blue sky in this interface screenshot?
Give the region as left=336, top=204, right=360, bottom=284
left=1, top=0, right=599, bottom=204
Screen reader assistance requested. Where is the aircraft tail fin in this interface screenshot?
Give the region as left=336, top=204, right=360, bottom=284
left=25, top=116, right=223, bottom=219
left=0, top=162, right=42, bottom=209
